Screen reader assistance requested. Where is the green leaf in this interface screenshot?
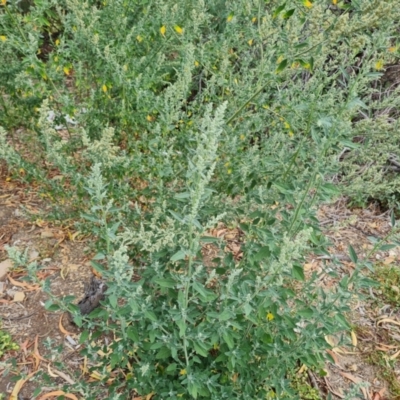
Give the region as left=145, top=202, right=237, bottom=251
left=380, top=244, right=397, bottom=251
left=92, top=252, right=105, bottom=260
left=339, top=139, right=360, bottom=149
left=174, top=191, right=190, bottom=200
left=298, top=307, right=313, bottom=318
left=127, top=327, right=139, bottom=342
left=348, top=245, right=358, bottom=264
left=166, top=363, right=177, bottom=372
left=219, top=309, right=234, bottom=322
left=81, top=213, right=100, bottom=223
left=109, top=294, right=118, bottom=308
left=283, top=9, right=295, bottom=19
left=156, top=346, right=171, bottom=359
left=169, top=210, right=185, bottom=223
left=222, top=331, right=234, bottom=349
left=273, top=2, right=286, bottom=18
left=335, top=313, right=350, bottom=329
left=154, top=277, right=176, bottom=288
left=192, top=281, right=217, bottom=302
left=110, top=352, right=120, bottom=369
left=79, top=330, right=89, bottom=344
left=292, top=265, right=305, bottom=281
left=276, top=59, right=288, bottom=73
left=45, top=302, right=60, bottom=312
left=145, top=310, right=157, bottom=322
left=193, top=341, right=209, bottom=357
left=254, top=246, right=271, bottom=261
left=170, top=250, right=186, bottom=262
left=200, top=236, right=219, bottom=243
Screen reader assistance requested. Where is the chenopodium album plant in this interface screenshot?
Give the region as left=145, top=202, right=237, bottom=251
left=63, top=104, right=366, bottom=400
left=1, top=0, right=399, bottom=398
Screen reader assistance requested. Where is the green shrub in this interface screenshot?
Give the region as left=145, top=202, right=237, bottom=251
left=1, top=0, right=399, bottom=398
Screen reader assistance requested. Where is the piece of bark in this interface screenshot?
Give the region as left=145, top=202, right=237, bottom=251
left=69, top=276, right=107, bottom=323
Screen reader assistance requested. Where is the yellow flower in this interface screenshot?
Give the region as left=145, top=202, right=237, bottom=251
left=389, top=46, right=397, bottom=53
left=0, top=35, right=6, bottom=42
left=55, top=39, right=60, bottom=46
left=227, top=169, right=232, bottom=174
left=146, top=115, right=155, bottom=122
left=375, top=60, right=384, bottom=71
left=1, top=0, right=6, bottom=5
left=303, top=0, right=313, bottom=7
left=240, top=134, right=245, bottom=140
left=63, top=66, right=71, bottom=75
left=160, top=25, right=166, bottom=37
left=102, top=84, right=107, bottom=92
left=194, top=60, right=199, bottom=67
left=251, top=17, right=257, bottom=23
left=248, top=39, right=253, bottom=46
left=174, top=25, right=183, bottom=35
left=284, top=121, right=290, bottom=129
left=332, top=0, right=337, bottom=4
left=136, top=35, right=143, bottom=42
left=179, top=369, right=187, bottom=375
left=267, top=312, right=274, bottom=321
left=227, top=13, right=234, bottom=22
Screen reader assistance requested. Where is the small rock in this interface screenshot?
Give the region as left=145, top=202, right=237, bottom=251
left=41, top=229, right=54, bottom=238
left=0, top=259, right=13, bottom=279
left=13, top=291, right=25, bottom=302
left=29, top=249, right=40, bottom=261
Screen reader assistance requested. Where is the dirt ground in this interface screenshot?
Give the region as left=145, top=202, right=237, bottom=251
left=1, top=163, right=400, bottom=399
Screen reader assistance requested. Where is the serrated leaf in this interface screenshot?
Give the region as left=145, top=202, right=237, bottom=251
left=348, top=245, right=358, bottom=264
left=254, top=246, right=271, bottom=261
left=156, top=346, right=171, bottom=359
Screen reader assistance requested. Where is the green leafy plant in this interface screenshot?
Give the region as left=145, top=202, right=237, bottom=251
left=0, top=325, right=19, bottom=358
left=1, top=0, right=400, bottom=398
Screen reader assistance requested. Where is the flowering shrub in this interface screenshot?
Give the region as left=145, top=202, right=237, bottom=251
left=1, top=0, right=399, bottom=398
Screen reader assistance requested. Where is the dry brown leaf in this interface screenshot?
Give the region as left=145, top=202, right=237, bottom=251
left=59, top=314, right=74, bottom=336
left=38, top=391, right=78, bottom=400
left=10, top=370, right=38, bottom=400
left=338, top=371, right=369, bottom=399
left=7, top=275, right=40, bottom=291
left=351, top=330, right=358, bottom=347
left=383, top=256, right=395, bottom=265
left=49, top=367, right=75, bottom=384
left=326, top=349, right=340, bottom=364
left=377, top=318, right=400, bottom=327
left=0, top=259, right=13, bottom=279
left=389, top=349, right=400, bottom=360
